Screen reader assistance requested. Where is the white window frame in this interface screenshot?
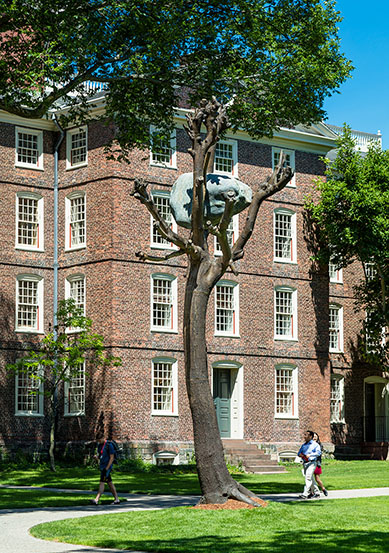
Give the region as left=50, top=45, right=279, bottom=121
left=272, top=147, right=295, bottom=187
left=15, top=192, right=44, bottom=252
left=150, top=126, right=177, bottom=169
left=64, top=362, right=86, bottom=416
left=65, top=191, right=86, bottom=251
left=66, top=126, right=88, bottom=169
left=15, top=127, right=44, bottom=170
left=214, top=214, right=239, bottom=256
left=365, top=311, right=386, bottom=354
left=15, top=274, right=44, bottom=334
left=214, top=280, right=240, bottom=337
left=150, top=274, right=178, bottom=333
left=329, top=303, right=343, bottom=353
left=329, top=260, right=343, bottom=283
left=273, top=208, right=297, bottom=263
left=274, top=286, right=298, bottom=341
left=65, top=274, right=86, bottom=315
left=151, top=357, right=178, bottom=416
left=213, top=138, right=238, bottom=177
left=15, top=363, right=44, bottom=416
left=150, top=190, right=177, bottom=249
left=274, top=364, right=298, bottom=419
left=330, top=374, right=345, bottom=423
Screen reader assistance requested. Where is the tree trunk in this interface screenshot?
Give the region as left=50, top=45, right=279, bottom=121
left=48, top=400, right=56, bottom=472
left=183, top=257, right=258, bottom=505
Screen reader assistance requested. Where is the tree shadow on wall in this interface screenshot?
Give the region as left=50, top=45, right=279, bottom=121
left=302, top=210, right=329, bottom=376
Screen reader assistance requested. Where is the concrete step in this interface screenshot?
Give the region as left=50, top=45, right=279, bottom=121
left=222, top=439, right=286, bottom=474
left=245, top=465, right=286, bottom=473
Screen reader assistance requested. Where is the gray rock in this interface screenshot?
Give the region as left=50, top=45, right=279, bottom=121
left=170, top=173, right=252, bottom=229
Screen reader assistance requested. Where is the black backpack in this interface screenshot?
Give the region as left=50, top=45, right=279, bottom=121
left=110, top=440, right=121, bottom=464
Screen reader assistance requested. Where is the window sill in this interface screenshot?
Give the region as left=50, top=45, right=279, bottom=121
left=65, top=245, right=86, bottom=252
left=330, top=420, right=345, bottom=425
left=274, top=415, right=299, bottom=420
left=274, top=336, right=298, bottom=342
left=150, top=243, right=178, bottom=251
left=151, top=412, right=179, bottom=417
left=151, top=328, right=178, bottom=334
left=64, top=412, right=85, bottom=417
left=66, top=162, right=88, bottom=171
left=329, top=280, right=344, bottom=285
left=149, top=162, right=177, bottom=170
left=15, top=413, right=44, bottom=417
left=329, top=349, right=344, bottom=354
left=15, top=164, right=44, bottom=172
left=214, top=332, right=241, bottom=339
left=15, top=245, right=44, bottom=253
left=15, top=328, right=44, bottom=335
left=213, top=170, right=236, bottom=178
left=273, top=259, right=298, bottom=265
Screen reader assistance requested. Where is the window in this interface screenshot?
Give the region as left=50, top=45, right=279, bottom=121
left=272, top=147, right=295, bottom=187
left=365, top=311, right=385, bottom=354
left=150, top=126, right=176, bottom=168
left=215, top=280, right=239, bottom=337
left=65, top=192, right=86, bottom=250
left=214, top=215, right=238, bottom=255
left=329, top=304, right=343, bottom=352
left=275, top=364, right=298, bottom=418
left=15, top=127, right=43, bottom=170
left=15, top=364, right=43, bottom=416
left=152, top=358, right=178, bottom=415
left=330, top=375, right=344, bottom=423
left=273, top=209, right=296, bottom=263
left=329, top=260, right=343, bottom=283
left=274, top=287, right=297, bottom=340
left=364, top=262, right=377, bottom=281
left=66, top=126, right=87, bottom=169
left=15, top=192, right=44, bottom=251
left=64, top=362, right=85, bottom=416
left=15, top=275, right=43, bottom=333
left=151, top=274, right=177, bottom=332
left=150, top=191, right=177, bottom=249
left=65, top=274, right=85, bottom=315
left=214, top=139, right=238, bottom=176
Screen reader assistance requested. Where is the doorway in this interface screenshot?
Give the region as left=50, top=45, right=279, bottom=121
left=213, top=362, right=243, bottom=439
left=364, top=378, right=389, bottom=442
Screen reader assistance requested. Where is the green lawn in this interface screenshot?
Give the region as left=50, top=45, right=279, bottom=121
left=31, top=496, right=389, bottom=553
left=1, top=459, right=388, bottom=497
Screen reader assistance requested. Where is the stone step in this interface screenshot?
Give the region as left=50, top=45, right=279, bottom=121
left=222, top=439, right=286, bottom=474
left=245, top=465, right=286, bottom=473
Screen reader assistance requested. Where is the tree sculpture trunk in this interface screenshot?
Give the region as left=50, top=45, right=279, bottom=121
left=133, top=97, right=293, bottom=505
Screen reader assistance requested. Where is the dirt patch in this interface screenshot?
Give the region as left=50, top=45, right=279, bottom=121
left=191, top=497, right=268, bottom=510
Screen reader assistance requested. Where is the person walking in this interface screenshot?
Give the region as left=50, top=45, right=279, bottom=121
left=297, top=430, right=321, bottom=500
left=91, top=433, right=120, bottom=505
left=312, top=432, right=328, bottom=496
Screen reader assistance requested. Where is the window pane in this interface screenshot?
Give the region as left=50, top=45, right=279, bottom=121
left=275, top=290, right=292, bottom=336
left=17, top=280, right=38, bottom=329
left=153, top=362, right=173, bottom=412
left=70, top=130, right=87, bottom=166
left=17, top=369, right=40, bottom=413
left=329, top=307, right=340, bottom=350
left=275, top=213, right=292, bottom=260
left=69, top=277, right=85, bottom=314
left=152, top=135, right=171, bottom=164
left=276, top=368, right=294, bottom=415
left=153, top=279, right=172, bottom=328
left=216, top=285, right=235, bottom=333
left=67, top=364, right=85, bottom=414
left=70, top=196, right=85, bottom=246
left=215, top=142, right=234, bottom=173
left=17, top=132, right=39, bottom=165
left=18, top=197, right=39, bottom=246
left=152, top=195, right=172, bottom=245
left=330, top=378, right=342, bottom=422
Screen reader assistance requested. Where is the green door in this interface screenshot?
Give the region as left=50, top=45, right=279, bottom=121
left=213, top=368, right=231, bottom=438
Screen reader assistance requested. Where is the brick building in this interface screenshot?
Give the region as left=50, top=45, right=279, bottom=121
left=0, top=96, right=387, bottom=462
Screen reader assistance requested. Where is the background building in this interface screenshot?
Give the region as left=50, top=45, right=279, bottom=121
left=0, top=95, right=387, bottom=463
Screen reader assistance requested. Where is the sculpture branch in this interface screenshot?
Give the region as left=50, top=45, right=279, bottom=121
left=216, top=190, right=236, bottom=271
left=232, top=151, right=294, bottom=261
left=135, top=249, right=186, bottom=263
left=131, top=179, right=188, bottom=251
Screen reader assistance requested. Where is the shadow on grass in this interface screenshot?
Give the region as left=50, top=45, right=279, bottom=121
left=83, top=529, right=389, bottom=553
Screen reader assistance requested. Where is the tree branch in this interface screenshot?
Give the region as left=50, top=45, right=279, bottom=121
left=232, top=151, right=294, bottom=261
left=135, top=249, right=186, bottom=263
left=131, top=179, right=188, bottom=251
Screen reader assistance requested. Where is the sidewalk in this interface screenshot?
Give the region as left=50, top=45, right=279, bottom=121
left=0, top=487, right=388, bottom=553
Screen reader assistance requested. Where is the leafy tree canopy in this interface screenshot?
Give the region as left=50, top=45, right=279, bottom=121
left=307, top=128, right=389, bottom=366
left=0, top=0, right=352, bottom=154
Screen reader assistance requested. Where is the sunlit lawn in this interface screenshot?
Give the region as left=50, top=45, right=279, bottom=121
left=0, top=488, right=118, bottom=509
left=31, top=496, right=389, bottom=553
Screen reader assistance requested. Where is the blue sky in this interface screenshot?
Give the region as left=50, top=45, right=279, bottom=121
left=323, top=1, right=388, bottom=148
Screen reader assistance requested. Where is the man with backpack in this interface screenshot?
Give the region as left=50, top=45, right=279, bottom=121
left=91, top=433, right=120, bottom=505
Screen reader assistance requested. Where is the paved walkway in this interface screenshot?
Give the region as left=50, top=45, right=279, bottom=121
left=0, top=486, right=388, bottom=553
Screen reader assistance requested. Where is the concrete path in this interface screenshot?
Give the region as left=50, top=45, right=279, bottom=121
left=0, top=486, right=388, bottom=553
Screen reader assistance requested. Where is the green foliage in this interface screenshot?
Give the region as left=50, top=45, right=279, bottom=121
left=306, top=127, right=389, bottom=366
left=0, top=1, right=352, bottom=154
